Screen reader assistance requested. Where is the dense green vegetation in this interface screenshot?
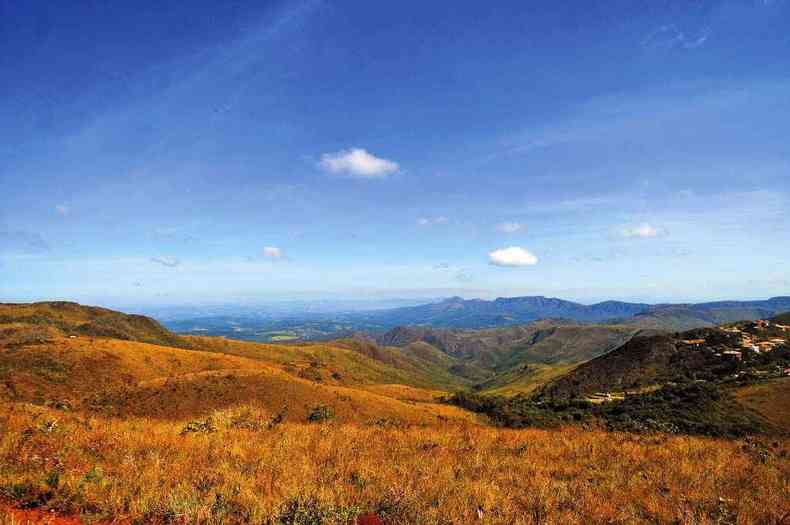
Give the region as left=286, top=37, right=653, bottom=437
left=446, top=382, right=771, bottom=438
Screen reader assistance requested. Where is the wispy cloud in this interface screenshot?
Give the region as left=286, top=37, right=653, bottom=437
left=496, top=221, right=525, bottom=233
left=488, top=246, right=538, bottom=267
left=417, top=216, right=449, bottom=226
left=150, top=256, right=181, bottom=268
left=319, top=148, right=399, bottom=178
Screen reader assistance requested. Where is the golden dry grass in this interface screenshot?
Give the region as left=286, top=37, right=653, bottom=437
left=0, top=402, right=788, bottom=524
left=480, top=364, right=578, bottom=397
left=0, top=335, right=473, bottom=425
left=359, top=384, right=446, bottom=403
left=735, top=378, right=790, bottom=434
left=2, top=304, right=788, bottom=523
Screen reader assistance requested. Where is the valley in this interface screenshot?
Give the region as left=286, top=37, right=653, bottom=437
left=162, top=295, right=790, bottom=342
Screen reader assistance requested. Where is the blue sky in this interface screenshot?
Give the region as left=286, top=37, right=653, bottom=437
left=1, top=0, right=789, bottom=307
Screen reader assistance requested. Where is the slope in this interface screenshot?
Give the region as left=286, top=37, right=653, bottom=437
left=376, top=322, right=640, bottom=394
left=0, top=330, right=474, bottom=425
left=0, top=301, right=189, bottom=349
left=734, top=378, right=790, bottom=434
left=540, top=322, right=790, bottom=399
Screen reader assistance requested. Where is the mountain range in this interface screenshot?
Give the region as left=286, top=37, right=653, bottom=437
left=163, top=295, right=790, bottom=343
left=352, top=295, right=790, bottom=331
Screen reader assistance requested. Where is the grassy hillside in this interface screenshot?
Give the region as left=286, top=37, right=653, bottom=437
left=0, top=402, right=787, bottom=524
left=494, top=325, right=636, bottom=367
left=0, top=301, right=189, bottom=349
left=475, top=363, right=578, bottom=396
left=735, top=378, right=790, bottom=434
left=0, top=332, right=476, bottom=425
left=539, top=334, right=683, bottom=399
left=540, top=323, right=790, bottom=400
left=186, top=335, right=471, bottom=390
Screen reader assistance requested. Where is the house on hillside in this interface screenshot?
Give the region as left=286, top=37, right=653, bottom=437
left=681, top=338, right=706, bottom=347
left=722, top=350, right=742, bottom=361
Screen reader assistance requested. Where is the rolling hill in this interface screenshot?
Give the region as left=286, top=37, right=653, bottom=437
left=539, top=321, right=790, bottom=400
left=376, top=322, right=641, bottom=394
left=0, top=301, right=190, bottom=349
left=0, top=302, right=480, bottom=425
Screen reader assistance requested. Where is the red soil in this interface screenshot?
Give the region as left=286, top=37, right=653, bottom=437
left=0, top=506, right=85, bottom=524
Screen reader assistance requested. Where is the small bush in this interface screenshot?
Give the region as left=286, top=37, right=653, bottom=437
left=277, top=494, right=359, bottom=525
left=180, top=418, right=217, bottom=435
left=306, top=405, right=334, bottom=423
left=268, top=405, right=289, bottom=429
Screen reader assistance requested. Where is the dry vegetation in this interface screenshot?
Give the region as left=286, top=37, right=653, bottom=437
left=1, top=402, right=788, bottom=525
left=735, top=379, right=790, bottom=434
left=1, top=303, right=789, bottom=523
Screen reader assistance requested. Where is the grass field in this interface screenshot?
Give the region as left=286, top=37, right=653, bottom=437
left=1, top=402, right=788, bottom=525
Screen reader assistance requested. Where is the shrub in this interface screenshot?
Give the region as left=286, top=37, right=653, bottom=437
left=306, top=405, right=334, bottom=423
left=268, top=405, right=289, bottom=429
left=180, top=418, right=217, bottom=435
left=277, top=494, right=359, bottom=525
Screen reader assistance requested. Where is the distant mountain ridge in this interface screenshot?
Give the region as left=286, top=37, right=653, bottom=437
left=357, top=295, right=790, bottom=330
left=355, top=296, right=649, bottom=329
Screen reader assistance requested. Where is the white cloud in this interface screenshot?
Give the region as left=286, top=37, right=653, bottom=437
left=55, top=204, right=70, bottom=216
left=417, top=216, right=449, bottom=226
left=488, top=246, right=538, bottom=267
left=262, top=246, right=284, bottom=259
left=621, top=223, right=666, bottom=239
left=318, top=148, right=399, bottom=178
left=150, top=256, right=181, bottom=268
left=496, top=221, right=525, bottom=233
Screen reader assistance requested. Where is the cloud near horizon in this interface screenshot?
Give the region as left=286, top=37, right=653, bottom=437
left=150, top=256, right=181, bottom=268
left=319, top=148, right=399, bottom=178
left=621, top=223, right=666, bottom=239
left=488, top=246, right=538, bottom=267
